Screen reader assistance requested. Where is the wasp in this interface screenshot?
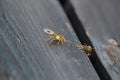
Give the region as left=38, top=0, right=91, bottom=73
left=75, top=43, right=94, bottom=56
left=44, top=28, right=68, bottom=45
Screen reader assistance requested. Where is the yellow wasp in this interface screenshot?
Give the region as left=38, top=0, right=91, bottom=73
left=44, top=28, right=68, bottom=45
left=75, top=43, right=94, bottom=56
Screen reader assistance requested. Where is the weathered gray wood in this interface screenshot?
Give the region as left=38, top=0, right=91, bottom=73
left=0, top=0, right=100, bottom=80
left=67, top=0, right=120, bottom=80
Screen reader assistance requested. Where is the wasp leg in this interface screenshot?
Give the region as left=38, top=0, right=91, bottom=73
left=75, top=45, right=83, bottom=50
left=60, top=39, right=63, bottom=45
left=48, top=36, right=55, bottom=44
left=87, top=53, right=91, bottom=57
left=62, top=37, right=67, bottom=43
left=46, top=36, right=53, bottom=41
left=44, top=36, right=52, bottom=44
left=58, top=40, right=61, bottom=45
left=83, top=43, right=87, bottom=46
left=61, top=39, right=64, bottom=45
left=50, top=38, right=56, bottom=44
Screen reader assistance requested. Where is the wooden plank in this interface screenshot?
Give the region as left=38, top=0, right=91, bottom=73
left=0, top=0, right=100, bottom=80
left=66, top=0, right=120, bottom=80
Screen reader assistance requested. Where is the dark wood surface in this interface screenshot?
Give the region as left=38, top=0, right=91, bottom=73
left=67, top=0, right=120, bottom=80
left=0, top=0, right=100, bottom=80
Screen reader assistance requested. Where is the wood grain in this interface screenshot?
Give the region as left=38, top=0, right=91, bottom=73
left=0, top=0, right=100, bottom=80
left=67, top=0, right=120, bottom=79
